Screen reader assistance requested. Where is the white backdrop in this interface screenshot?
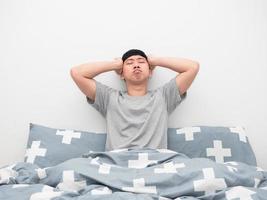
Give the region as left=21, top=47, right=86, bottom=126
left=0, top=0, right=266, bottom=169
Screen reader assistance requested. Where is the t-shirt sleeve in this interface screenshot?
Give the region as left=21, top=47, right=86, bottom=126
left=86, top=80, right=116, bottom=117
left=159, top=77, right=187, bottom=115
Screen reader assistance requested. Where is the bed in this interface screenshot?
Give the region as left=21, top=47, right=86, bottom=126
left=1, top=123, right=267, bottom=200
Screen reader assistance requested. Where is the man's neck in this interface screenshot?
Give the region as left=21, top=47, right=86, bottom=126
left=127, top=84, right=148, bottom=96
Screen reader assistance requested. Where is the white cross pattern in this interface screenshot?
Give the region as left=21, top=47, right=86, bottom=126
left=35, top=168, right=49, bottom=179
left=206, top=140, right=231, bottom=163
left=225, top=186, right=255, bottom=200
left=193, top=168, right=227, bottom=195
left=229, top=126, right=247, bottom=143
left=157, top=149, right=176, bottom=154
left=128, top=153, right=157, bottom=169
left=25, top=141, right=47, bottom=163
left=56, top=129, right=81, bottom=144
left=30, top=185, right=62, bottom=200
left=154, top=162, right=185, bottom=173
left=0, top=166, right=18, bottom=184
left=91, top=186, right=113, bottom=195
left=122, top=178, right=157, bottom=194
left=57, top=170, right=87, bottom=192
left=176, top=127, right=201, bottom=141
left=98, top=163, right=111, bottom=174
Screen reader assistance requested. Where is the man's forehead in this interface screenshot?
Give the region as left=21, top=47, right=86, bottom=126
left=125, top=55, right=146, bottom=61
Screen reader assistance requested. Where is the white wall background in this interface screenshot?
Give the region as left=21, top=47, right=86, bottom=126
left=0, top=0, right=266, bottom=169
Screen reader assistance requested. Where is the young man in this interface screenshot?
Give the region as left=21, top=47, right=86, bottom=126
left=70, top=49, right=199, bottom=151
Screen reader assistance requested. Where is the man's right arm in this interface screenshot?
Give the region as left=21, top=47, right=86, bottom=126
left=70, top=59, right=122, bottom=101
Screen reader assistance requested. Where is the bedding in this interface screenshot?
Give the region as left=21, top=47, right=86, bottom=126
left=1, top=148, right=267, bottom=200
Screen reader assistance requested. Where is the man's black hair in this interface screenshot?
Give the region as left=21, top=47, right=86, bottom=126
left=122, top=49, right=148, bottom=63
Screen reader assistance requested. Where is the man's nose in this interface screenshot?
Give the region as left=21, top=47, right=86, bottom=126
left=133, top=65, right=140, bottom=69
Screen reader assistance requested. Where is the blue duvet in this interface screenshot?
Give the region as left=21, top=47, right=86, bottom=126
left=1, top=148, right=267, bottom=200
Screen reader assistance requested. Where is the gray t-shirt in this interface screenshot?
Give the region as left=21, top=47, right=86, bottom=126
left=86, top=77, right=186, bottom=151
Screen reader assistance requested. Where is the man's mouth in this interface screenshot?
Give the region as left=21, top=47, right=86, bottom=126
left=133, top=70, right=142, bottom=73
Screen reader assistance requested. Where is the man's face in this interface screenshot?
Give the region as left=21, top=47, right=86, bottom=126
left=121, top=55, right=152, bottom=84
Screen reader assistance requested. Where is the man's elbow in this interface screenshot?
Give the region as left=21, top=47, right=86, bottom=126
left=192, top=62, right=200, bottom=72
left=70, top=67, right=81, bottom=80
left=70, top=67, right=76, bottom=78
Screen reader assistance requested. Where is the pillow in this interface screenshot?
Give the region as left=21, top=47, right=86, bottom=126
left=24, top=123, right=107, bottom=168
left=167, top=126, right=257, bottom=166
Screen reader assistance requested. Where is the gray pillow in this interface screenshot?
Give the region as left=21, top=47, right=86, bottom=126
left=167, top=126, right=257, bottom=166
left=24, top=123, right=107, bottom=168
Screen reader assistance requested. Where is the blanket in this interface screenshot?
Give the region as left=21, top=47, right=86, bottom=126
left=1, top=148, right=267, bottom=200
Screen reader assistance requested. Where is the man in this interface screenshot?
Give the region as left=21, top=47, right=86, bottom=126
left=70, top=49, right=199, bottom=151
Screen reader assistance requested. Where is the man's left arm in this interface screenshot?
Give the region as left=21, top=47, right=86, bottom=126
left=148, top=56, right=200, bottom=96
